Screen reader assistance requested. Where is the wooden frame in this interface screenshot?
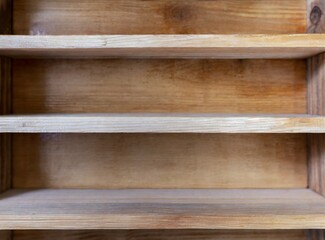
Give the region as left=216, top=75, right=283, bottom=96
left=0, top=0, right=11, bottom=239
left=0, top=0, right=325, bottom=239
left=307, top=0, right=325, bottom=239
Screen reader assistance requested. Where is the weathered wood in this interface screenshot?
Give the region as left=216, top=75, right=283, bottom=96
left=0, top=189, right=324, bottom=229
left=307, top=1, right=325, bottom=238
left=0, top=114, right=325, bottom=133
left=13, top=0, right=306, bottom=35
left=308, top=0, right=325, bottom=33
left=307, top=0, right=325, bottom=195
left=13, top=230, right=307, bottom=240
left=1, top=35, right=325, bottom=58
left=13, top=133, right=307, bottom=189
left=307, top=55, right=325, bottom=198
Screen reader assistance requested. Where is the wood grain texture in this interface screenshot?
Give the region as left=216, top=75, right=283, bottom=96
left=13, top=133, right=307, bottom=189
left=307, top=54, right=325, bottom=195
left=308, top=0, right=325, bottom=33
left=13, top=0, right=306, bottom=35
left=1, top=34, right=325, bottom=59
left=13, top=230, right=308, bottom=240
left=1, top=114, right=325, bottom=133
left=0, top=189, right=323, bottom=229
left=0, top=231, right=11, bottom=240
left=0, top=0, right=11, bottom=34
left=12, top=59, right=306, bottom=114
left=0, top=0, right=11, bottom=238
left=302, top=2, right=325, bottom=239
left=0, top=58, right=11, bottom=240
left=0, top=58, right=11, bottom=193
left=307, top=230, right=325, bottom=240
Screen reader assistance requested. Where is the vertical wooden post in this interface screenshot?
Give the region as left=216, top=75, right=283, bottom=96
left=0, top=0, right=11, bottom=239
left=307, top=0, right=325, bottom=239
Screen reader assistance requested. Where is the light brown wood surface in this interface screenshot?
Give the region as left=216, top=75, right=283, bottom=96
left=12, top=58, right=308, bottom=189
left=1, top=114, right=325, bottom=133
left=1, top=34, right=325, bottom=59
left=13, top=133, right=307, bottom=189
left=307, top=53, right=325, bottom=195
left=13, top=0, right=306, bottom=35
left=12, top=59, right=306, bottom=114
left=0, top=189, right=324, bottom=229
left=13, top=230, right=308, bottom=240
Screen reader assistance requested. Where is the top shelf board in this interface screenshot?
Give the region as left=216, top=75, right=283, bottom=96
left=0, top=34, right=325, bottom=59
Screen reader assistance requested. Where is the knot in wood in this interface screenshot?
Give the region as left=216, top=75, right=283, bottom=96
left=310, top=6, right=322, bottom=25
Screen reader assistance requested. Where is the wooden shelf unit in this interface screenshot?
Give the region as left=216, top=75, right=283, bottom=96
left=1, top=0, right=325, bottom=239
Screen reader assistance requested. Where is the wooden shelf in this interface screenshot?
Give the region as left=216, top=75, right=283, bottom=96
left=0, top=189, right=324, bottom=229
left=0, top=114, right=325, bottom=133
left=0, top=34, right=325, bottom=59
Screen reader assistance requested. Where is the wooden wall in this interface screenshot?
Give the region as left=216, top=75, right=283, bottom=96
left=13, top=230, right=308, bottom=240
left=13, top=0, right=306, bottom=35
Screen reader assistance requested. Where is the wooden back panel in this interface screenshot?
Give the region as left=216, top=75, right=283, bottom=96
left=12, top=59, right=307, bottom=189
left=13, top=0, right=306, bottom=35
left=12, top=1, right=308, bottom=189
left=13, top=230, right=308, bottom=240
left=13, top=59, right=306, bottom=114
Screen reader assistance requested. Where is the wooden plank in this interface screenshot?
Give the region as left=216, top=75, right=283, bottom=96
left=1, top=114, right=325, bottom=133
left=12, top=59, right=306, bottom=114
left=0, top=0, right=11, bottom=195
left=13, top=0, right=306, bottom=35
left=0, top=189, right=324, bottom=229
left=307, top=1, right=325, bottom=238
left=0, top=0, right=12, bottom=239
left=1, top=35, right=325, bottom=58
left=13, top=133, right=307, bottom=189
left=307, top=54, right=325, bottom=202
left=0, top=58, right=10, bottom=193
left=12, top=230, right=308, bottom=240
left=307, top=0, right=325, bottom=195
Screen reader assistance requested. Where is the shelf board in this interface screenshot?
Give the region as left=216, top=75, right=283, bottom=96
left=0, top=114, right=325, bottom=133
left=0, top=34, right=325, bottom=58
left=0, top=189, right=325, bottom=229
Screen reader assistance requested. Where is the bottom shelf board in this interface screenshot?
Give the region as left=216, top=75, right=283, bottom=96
left=0, top=189, right=325, bottom=229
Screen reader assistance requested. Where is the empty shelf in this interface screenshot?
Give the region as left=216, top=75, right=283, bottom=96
left=1, top=114, right=325, bottom=133
left=0, top=34, right=325, bottom=58
left=0, top=189, right=325, bottom=229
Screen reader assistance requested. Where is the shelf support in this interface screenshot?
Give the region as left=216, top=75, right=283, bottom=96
left=0, top=0, right=12, bottom=239
left=307, top=0, right=325, bottom=239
